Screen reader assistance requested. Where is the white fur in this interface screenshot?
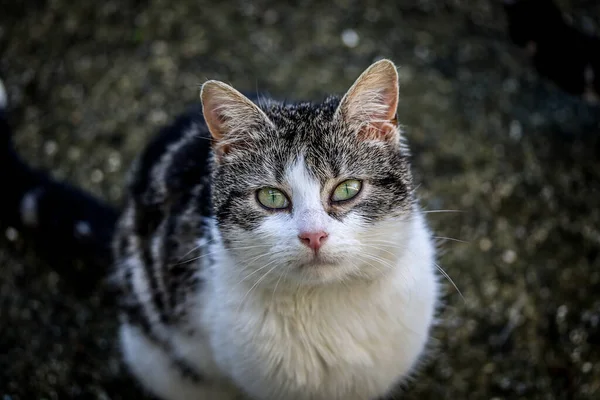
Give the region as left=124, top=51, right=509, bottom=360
left=200, top=159, right=437, bottom=399
left=121, top=155, right=438, bottom=400
left=120, top=323, right=241, bottom=400
left=203, top=213, right=436, bottom=400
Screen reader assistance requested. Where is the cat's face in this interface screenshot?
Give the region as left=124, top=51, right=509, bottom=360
left=203, top=60, right=414, bottom=286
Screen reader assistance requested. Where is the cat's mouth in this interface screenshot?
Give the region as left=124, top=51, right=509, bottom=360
left=298, top=254, right=338, bottom=268
left=292, top=253, right=351, bottom=284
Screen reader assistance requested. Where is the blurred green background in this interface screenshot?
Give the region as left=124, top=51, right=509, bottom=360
left=1, top=0, right=599, bottom=399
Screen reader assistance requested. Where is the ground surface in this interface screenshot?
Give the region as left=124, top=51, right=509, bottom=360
left=1, top=1, right=600, bottom=399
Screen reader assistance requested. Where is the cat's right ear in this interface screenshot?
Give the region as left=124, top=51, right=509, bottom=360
left=334, top=59, right=400, bottom=143
left=200, top=81, right=273, bottom=158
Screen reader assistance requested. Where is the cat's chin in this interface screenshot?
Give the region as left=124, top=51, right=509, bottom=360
left=299, top=258, right=334, bottom=269
left=288, top=257, right=352, bottom=285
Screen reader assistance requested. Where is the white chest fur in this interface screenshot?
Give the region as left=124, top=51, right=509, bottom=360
left=202, top=217, right=438, bottom=400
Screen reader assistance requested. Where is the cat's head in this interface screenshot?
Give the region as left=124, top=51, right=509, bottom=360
left=201, top=60, right=415, bottom=287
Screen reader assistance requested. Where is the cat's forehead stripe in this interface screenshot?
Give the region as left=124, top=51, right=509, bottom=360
left=285, top=155, right=321, bottom=207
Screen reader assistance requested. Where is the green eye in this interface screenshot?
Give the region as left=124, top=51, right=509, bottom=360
left=331, top=179, right=362, bottom=202
left=257, top=188, right=290, bottom=210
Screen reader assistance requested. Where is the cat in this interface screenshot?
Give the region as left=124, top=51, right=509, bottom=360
left=0, top=60, right=439, bottom=400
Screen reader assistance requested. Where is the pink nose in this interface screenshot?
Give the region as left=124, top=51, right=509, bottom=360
left=298, top=231, right=328, bottom=251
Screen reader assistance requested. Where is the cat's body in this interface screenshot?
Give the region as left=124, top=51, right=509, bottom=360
left=0, top=60, right=439, bottom=400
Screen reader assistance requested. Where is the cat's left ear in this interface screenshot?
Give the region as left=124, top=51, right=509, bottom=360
left=201, top=80, right=274, bottom=159
left=335, top=59, right=399, bottom=142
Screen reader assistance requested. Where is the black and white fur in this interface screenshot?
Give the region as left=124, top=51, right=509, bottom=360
left=1, top=60, right=439, bottom=400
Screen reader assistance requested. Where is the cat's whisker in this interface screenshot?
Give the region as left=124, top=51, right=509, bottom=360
left=433, top=236, right=469, bottom=244
left=433, top=261, right=465, bottom=302
left=359, top=239, right=403, bottom=247
left=420, top=209, right=463, bottom=214
left=359, top=237, right=400, bottom=243
left=227, top=244, right=275, bottom=250
left=174, top=244, right=203, bottom=264
left=396, top=244, right=463, bottom=302
left=362, top=239, right=399, bottom=244
left=356, top=253, right=397, bottom=271
left=236, top=262, right=280, bottom=314
left=173, top=240, right=227, bottom=263
left=191, top=134, right=213, bottom=141
left=236, top=255, right=279, bottom=286
left=365, top=236, right=468, bottom=252
left=239, top=251, right=274, bottom=269
left=271, top=265, right=290, bottom=305
left=360, top=244, right=398, bottom=258
left=223, top=253, right=275, bottom=300
left=175, top=252, right=217, bottom=266
left=354, top=256, right=388, bottom=279
left=176, top=244, right=273, bottom=266
left=175, top=252, right=222, bottom=266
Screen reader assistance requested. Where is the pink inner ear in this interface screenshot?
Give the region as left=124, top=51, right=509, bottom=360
left=204, top=103, right=230, bottom=141
left=358, top=121, right=397, bottom=142
left=377, top=86, right=398, bottom=121
left=355, top=86, right=398, bottom=142
left=213, top=108, right=229, bottom=125
left=203, top=103, right=233, bottom=156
